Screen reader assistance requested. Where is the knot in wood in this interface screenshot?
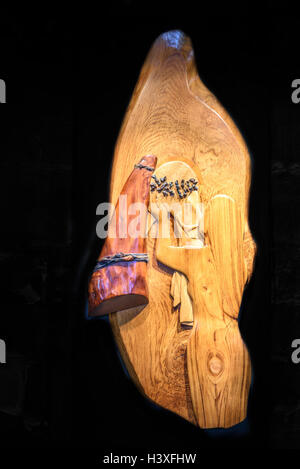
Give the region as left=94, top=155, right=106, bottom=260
left=207, top=352, right=224, bottom=377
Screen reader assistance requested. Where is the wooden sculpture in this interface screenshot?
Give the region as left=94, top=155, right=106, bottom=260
left=88, top=155, right=157, bottom=317
left=89, top=30, right=256, bottom=428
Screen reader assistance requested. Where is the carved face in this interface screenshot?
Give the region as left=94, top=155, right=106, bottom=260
left=149, top=157, right=256, bottom=307
left=149, top=160, right=204, bottom=247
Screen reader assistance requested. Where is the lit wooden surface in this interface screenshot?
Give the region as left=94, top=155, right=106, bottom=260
left=88, top=155, right=157, bottom=317
left=109, top=30, right=256, bottom=428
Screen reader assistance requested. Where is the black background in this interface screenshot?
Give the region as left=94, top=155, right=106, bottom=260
left=0, top=4, right=299, bottom=455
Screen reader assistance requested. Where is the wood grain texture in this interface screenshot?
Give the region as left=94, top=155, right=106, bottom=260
left=155, top=196, right=250, bottom=427
left=150, top=159, right=203, bottom=329
left=108, top=30, right=256, bottom=427
left=88, top=155, right=157, bottom=317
